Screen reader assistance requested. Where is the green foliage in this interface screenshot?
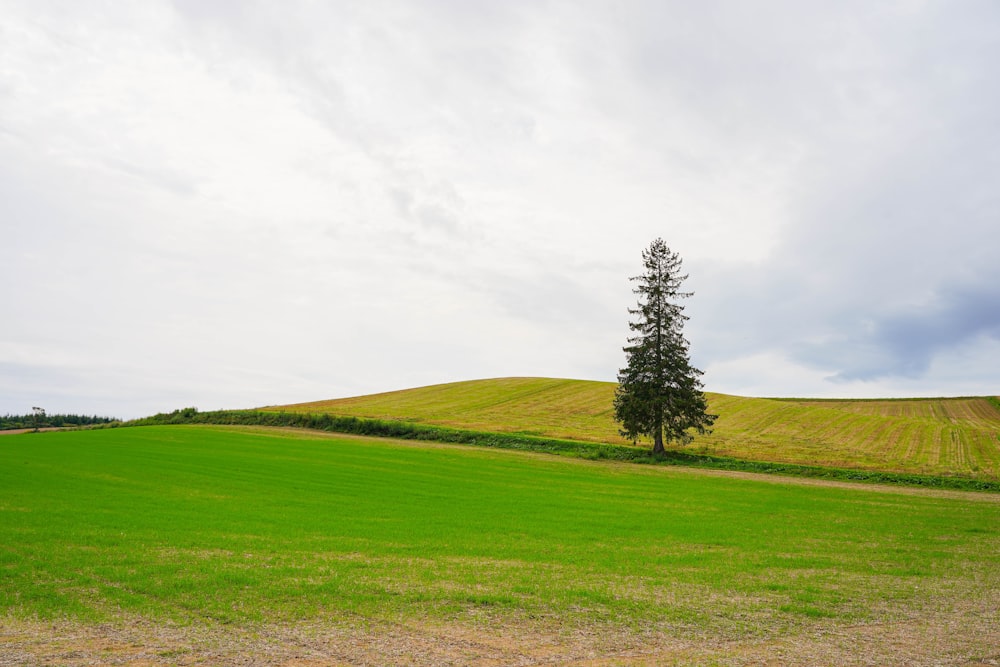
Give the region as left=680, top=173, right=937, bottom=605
left=2, top=426, right=998, bottom=633
left=0, top=412, right=120, bottom=430
left=614, top=239, right=716, bottom=452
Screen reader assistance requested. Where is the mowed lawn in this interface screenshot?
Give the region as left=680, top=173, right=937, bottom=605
left=274, top=377, right=1000, bottom=479
left=2, top=426, right=999, bottom=663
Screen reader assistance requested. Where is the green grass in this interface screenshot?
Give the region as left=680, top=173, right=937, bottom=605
left=129, top=408, right=1000, bottom=491
left=271, top=377, right=1000, bottom=479
left=2, top=425, right=998, bottom=640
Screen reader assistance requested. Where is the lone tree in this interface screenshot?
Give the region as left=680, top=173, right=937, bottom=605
left=614, top=238, right=716, bottom=454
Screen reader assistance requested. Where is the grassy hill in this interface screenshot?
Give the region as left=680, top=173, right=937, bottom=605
left=270, top=377, right=1000, bottom=480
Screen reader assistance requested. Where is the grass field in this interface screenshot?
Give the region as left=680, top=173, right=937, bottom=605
left=274, top=377, right=1000, bottom=479
left=2, top=425, right=999, bottom=664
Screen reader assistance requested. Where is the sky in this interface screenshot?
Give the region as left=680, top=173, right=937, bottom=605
left=2, top=0, right=999, bottom=419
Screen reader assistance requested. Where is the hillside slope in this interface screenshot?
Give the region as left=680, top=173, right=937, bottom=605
left=270, top=378, right=1000, bottom=479
left=276, top=378, right=619, bottom=442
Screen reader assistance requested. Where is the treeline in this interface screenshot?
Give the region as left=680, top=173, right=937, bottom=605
left=129, top=408, right=1000, bottom=493
left=0, top=413, right=120, bottom=430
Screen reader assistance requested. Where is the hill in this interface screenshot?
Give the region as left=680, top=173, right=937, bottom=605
left=270, top=377, right=1000, bottom=479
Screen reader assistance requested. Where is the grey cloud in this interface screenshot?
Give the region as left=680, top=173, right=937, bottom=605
left=816, top=283, right=1000, bottom=382
left=102, top=157, right=199, bottom=197
left=388, top=185, right=465, bottom=236
left=684, top=0, right=1000, bottom=389
left=389, top=187, right=415, bottom=220
left=413, top=202, right=460, bottom=234
left=696, top=256, right=1000, bottom=386
left=476, top=268, right=616, bottom=332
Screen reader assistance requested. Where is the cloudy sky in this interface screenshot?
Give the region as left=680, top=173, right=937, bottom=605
left=3, top=1, right=999, bottom=418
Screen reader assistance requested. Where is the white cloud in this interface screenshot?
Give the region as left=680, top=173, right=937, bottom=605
left=2, top=0, right=998, bottom=417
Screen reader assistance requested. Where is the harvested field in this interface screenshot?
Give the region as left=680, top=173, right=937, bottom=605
left=268, top=378, right=1000, bottom=479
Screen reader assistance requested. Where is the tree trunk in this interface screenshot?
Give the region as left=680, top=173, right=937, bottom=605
left=652, top=428, right=665, bottom=455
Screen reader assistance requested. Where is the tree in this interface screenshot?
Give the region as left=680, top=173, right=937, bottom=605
left=31, top=406, right=45, bottom=432
left=613, top=239, right=716, bottom=454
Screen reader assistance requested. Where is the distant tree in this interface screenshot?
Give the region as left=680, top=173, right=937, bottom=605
left=31, top=406, right=46, bottom=432
left=614, top=239, right=716, bottom=454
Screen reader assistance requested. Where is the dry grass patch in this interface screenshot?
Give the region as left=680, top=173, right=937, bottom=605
left=3, top=590, right=998, bottom=667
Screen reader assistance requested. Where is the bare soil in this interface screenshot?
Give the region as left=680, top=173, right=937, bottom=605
left=3, top=588, right=997, bottom=667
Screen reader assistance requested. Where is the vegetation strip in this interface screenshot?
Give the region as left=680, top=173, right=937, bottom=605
left=127, top=408, right=1000, bottom=492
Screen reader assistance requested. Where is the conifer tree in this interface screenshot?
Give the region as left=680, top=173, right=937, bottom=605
left=614, top=239, right=716, bottom=454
